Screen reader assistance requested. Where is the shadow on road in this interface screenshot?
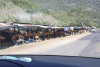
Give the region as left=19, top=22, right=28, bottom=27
left=0, top=45, right=14, bottom=50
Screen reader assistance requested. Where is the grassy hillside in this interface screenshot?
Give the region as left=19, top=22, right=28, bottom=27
left=28, top=0, right=100, bottom=14
left=28, top=0, right=100, bottom=27
left=0, top=0, right=22, bottom=22
left=50, top=9, right=98, bottom=27
left=6, top=0, right=42, bottom=13
left=0, top=0, right=61, bottom=26
left=0, top=0, right=99, bottom=27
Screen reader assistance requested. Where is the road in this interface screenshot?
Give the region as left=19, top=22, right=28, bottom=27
left=35, top=30, right=100, bottom=58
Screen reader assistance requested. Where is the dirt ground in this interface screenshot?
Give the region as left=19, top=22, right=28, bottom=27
left=0, top=32, right=91, bottom=55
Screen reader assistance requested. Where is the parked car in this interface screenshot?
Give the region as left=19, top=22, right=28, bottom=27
left=90, top=28, right=95, bottom=32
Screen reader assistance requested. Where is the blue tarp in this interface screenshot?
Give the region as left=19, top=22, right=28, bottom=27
left=64, top=27, right=68, bottom=31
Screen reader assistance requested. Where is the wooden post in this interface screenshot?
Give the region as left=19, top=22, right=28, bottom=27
left=14, top=27, right=15, bottom=35
left=44, top=34, right=45, bottom=40
left=3, top=39, right=4, bottom=46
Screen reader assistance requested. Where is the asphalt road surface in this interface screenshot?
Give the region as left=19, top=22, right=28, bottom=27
left=35, top=30, right=100, bottom=58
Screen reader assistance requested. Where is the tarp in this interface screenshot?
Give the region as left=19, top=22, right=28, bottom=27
left=34, top=25, right=53, bottom=28
left=40, top=26, right=52, bottom=28
left=0, top=26, right=13, bottom=30
left=24, top=26, right=39, bottom=29
left=84, top=27, right=88, bottom=29
left=64, top=27, right=68, bottom=31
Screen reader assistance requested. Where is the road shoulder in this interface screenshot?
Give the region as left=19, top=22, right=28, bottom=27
left=0, top=32, right=91, bottom=54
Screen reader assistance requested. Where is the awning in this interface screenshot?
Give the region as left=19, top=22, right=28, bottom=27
left=51, top=27, right=60, bottom=29
left=0, top=26, right=13, bottom=30
left=51, top=26, right=64, bottom=29
left=34, top=25, right=53, bottom=28
left=40, top=26, right=52, bottom=28
left=0, top=23, right=14, bottom=31
left=76, top=27, right=85, bottom=29
left=59, top=27, right=64, bottom=28
left=64, top=27, right=68, bottom=31
left=13, top=24, right=39, bottom=30
left=13, top=34, right=23, bottom=38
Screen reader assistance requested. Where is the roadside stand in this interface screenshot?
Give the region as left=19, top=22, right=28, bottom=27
left=12, top=34, right=24, bottom=45
left=0, top=36, right=5, bottom=47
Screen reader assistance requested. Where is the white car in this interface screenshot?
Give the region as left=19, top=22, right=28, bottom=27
left=90, top=28, right=95, bottom=32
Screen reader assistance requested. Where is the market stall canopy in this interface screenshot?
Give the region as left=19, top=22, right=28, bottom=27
left=75, top=27, right=85, bottom=29
left=84, top=27, right=88, bottom=29
left=64, top=27, right=69, bottom=31
left=34, top=25, right=53, bottom=28
left=40, top=26, right=53, bottom=28
left=74, top=26, right=79, bottom=29
left=69, top=27, right=74, bottom=30
left=51, top=27, right=60, bottom=29
left=17, top=23, right=32, bottom=24
left=51, top=26, right=64, bottom=29
left=13, top=34, right=23, bottom=38
left=0, top=23, right=14, bottom=31
left=59, top=27, right=64, bottom=28
left=7, top=22, right=14, bottom=25
left=13, top=24, right=39, bottom=30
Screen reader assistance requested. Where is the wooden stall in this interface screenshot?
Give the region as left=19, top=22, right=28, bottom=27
left=30, top=25, right=43, bottom=41
left=51, top=27, right=59, bottom=38
left=0, top=36, right=5, bottom=47
left=77, top=27, right=84, bottom=34
left=40, top=25, right=53, bottom=40
left=73, top=27, right=79, bottom=34
left=63, top=26, right=71, bottom=35
left=59, top=27, right=65, bottom=37
left=12, top=34, right=24, bottom=45
left=0, top=22, right=15, bottom=46
left=13, top=23, right=39, bottom=43
left=51, top=26, right=64, bottom=38
left=33, top=25, right=53, bottom=41
left=48, top=29, right=53, bottom=39
left=67, top=27, right=74, bottom=35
